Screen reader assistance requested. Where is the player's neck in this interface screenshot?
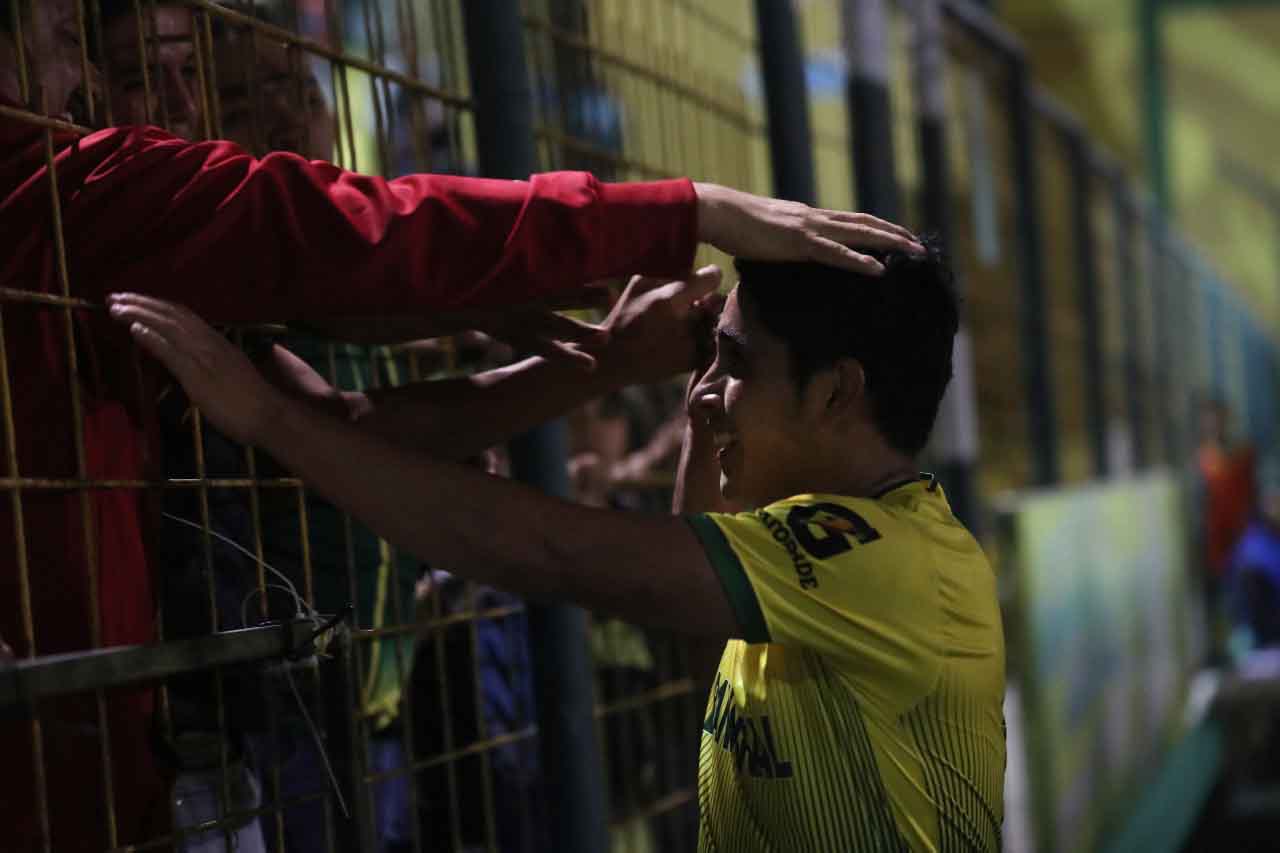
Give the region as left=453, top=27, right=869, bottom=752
left=821, top=423, right=916, bottom=499
left=781, top=451, right=917, bottom=502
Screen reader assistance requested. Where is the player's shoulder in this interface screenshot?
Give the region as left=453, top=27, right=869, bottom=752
left=735, top=492, right=923, bottom=568
left=756, top=492, right=915, bottom=539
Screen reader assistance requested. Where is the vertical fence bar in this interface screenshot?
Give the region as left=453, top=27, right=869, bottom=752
left=754, top=0, right=816, bottom=205
left=844, top=0, right=900, bottom=218
left=1009, top=56, right=1058, bottom=486
left=1147, top=217, right=1177, bottom=466
left=1207, top=274, right=1225, bottom=402
left=1170, top=242, right=1194, bottom=462
left=914, top=0, right=980, bottom=531
left=1067, top=137, right=1108, bottom=478
left=460, top=4, right=610, bottom=853
left=1116, top=184, right=1148, bottom=470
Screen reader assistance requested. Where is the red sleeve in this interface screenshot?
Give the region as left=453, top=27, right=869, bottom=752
left=6, top=124, right=697, bottom=322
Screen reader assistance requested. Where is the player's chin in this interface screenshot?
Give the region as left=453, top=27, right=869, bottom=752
left=718, top=466, right=749, bottom=504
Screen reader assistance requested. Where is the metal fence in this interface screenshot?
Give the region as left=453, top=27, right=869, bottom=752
left=1, top=1, right=1277, bottom=852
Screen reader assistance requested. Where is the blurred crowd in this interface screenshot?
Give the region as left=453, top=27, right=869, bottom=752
left=1194, top=396, right=1280, bottom=662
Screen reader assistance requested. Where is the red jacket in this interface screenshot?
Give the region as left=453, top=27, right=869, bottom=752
left=0, top=104, right=696, bottom=851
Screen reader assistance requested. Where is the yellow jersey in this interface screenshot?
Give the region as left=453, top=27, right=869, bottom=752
left=685, top=476, right=1005, bottom=852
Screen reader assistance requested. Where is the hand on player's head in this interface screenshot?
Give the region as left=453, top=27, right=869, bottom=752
left=694, top=183, right=924, bottom=276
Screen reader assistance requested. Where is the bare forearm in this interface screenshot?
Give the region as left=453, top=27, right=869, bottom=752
left=354, top=354, right=617, bottom=459
left=260, top=394, right=731, bottom=634
left=266, top=392, right=574, bottom=597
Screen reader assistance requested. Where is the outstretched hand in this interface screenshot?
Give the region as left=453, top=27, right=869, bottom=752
left=468, top=305, right=607, bottom=371
left=694, top=183, right=923, bottom=274
left=600, top=265, right=724, bottom=385
left=108, top=293, right=283, bottom=447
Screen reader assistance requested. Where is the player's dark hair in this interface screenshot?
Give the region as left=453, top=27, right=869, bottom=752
left=735, top=239, right=959, bottom=457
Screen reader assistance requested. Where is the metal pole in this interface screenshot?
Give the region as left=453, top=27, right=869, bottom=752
left=1009, top=56, right=1059, bottom=486
left=913, top=0, right=980, bottom=532
left=1147, top=218, right=1178, bottom=465
left=460, top=5, right=610, bottom=852
left=1245, top=325, right=1263, bottom=446
left=1138, top=0, right=1172, bottom=217
left=1116, top=186, right=1148, bottom=470
left=1172, top=244, right=1197, bottom=463
left=755, top=0, right=817, bottom=204
left=844, top=0, right=900, bottom=218
left=1207, top=272, right=1226, bottom=399
left=1066, top=134, right=1109, bottom=478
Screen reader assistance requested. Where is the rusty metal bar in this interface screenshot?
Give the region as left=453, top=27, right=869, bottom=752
left=0, top=619, right=318, bottom=711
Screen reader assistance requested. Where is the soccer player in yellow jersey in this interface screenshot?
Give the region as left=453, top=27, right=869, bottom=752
left=681, top=253, right=1005, bottom=851
left=107, top=216, right=1003, bottom=849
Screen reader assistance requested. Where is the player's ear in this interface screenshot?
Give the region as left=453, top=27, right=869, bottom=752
left=822, top=358, right=866, bottom=418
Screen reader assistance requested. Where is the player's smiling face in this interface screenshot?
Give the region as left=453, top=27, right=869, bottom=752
left=691, top=287, right=822, bottom=507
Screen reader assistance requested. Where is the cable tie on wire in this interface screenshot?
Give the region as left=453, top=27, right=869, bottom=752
left=287, top=604, right=352, bottom=662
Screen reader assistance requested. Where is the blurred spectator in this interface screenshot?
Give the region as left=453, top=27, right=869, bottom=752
left=1196, top=397, right=1257, bottom=661
left=569, top=391, right=687, bottom=510
left=99, top=0, right=202, bottom=138
left=1227, top=461, right=1280, bottom=654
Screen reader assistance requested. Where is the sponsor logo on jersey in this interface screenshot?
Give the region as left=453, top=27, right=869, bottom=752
left=755, top=509, right=819, bottom=589
left=702, top=673, right=795, bottom=779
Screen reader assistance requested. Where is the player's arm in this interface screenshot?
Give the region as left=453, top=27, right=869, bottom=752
left=107, top=293, right=741, bottom=638
left=261, top=270, right=721, bottom=461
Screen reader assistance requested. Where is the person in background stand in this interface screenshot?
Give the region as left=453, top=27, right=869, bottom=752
left=1196, top=396, right=1257, bottom=663
left=1226, top=460, right=1280, bottom=654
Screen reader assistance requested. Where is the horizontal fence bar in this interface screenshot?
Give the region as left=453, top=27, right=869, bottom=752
left=940, top=0, right=1026, bottom=61
left=521, top=13, right=764, bottom=132
left=1030, top=87, right=1084, bottom=140
left=183, top=0, right=472, bottom=109
left=0, top=619, right=318, bottom=713
left=0, top=103, right=93, bottom=136
left=0, top=477, right=305, bottom=490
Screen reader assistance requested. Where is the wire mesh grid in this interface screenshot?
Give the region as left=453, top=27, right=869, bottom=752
left=0, top=1, right=552, bottom=851
left=2, top=0, right=777, bottom=850
left=796, top=0, right=852, bottom=213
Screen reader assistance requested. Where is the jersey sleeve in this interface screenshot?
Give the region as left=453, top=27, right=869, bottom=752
left=12, top=124, right=696, bottom=322
left=686, top=496, right=941, bottom=700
